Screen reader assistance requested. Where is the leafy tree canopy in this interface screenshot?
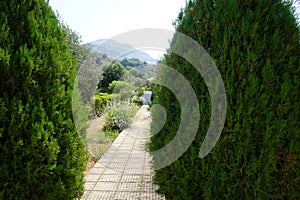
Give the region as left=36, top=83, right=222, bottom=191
left=98, top=61, right=127, bottom=92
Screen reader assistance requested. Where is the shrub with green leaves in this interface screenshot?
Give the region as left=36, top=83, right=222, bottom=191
left=149, top=0, right=300, bottom=199
left=94, top=92, right=117, bottom=116
left=109, top=80, right=134, bottom=101
left=131, top=96, right=144, bottom=106
left=104, top=103, right=138, bottom=131
left=0, top=1, right=87, bottom=199
left=98, top=61, right=126, bottom=92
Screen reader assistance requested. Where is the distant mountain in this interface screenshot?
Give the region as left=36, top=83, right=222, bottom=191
left=88, top=39, right=157, bottom=64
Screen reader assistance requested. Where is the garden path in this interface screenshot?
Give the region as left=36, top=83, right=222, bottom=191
left=82, top=105, right=165, bottom=200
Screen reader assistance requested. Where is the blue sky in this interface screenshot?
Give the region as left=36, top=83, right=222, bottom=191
left=49, top=0, right=187, bottom=43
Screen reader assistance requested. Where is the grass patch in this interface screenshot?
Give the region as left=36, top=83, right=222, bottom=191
left=86, top=117, right=117, bottom=160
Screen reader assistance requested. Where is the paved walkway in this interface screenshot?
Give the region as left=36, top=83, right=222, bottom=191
left=82, top=106, right=165, bottom=200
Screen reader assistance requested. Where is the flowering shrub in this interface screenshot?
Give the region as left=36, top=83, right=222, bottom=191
left=104, top=103, right=138, bottom=131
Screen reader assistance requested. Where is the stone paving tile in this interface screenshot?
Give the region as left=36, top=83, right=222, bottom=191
left=123, top=168, right=144, bottom=175
left=82, top=106, right=165, bottom=200
left=120, top=175, right=141, bottom=183
left=102, top=167, right=121, bottom=175
left=107, top=162, right=126, bottom=168
left=141, top=169, right=152, bottom=176
left=94, top=181, right=118, bottom=191
left=93, top=162, right=107, bottom=168
left=114, top=192, right=140, bottom=199
left=114, top=154, right=131, bottom=158
left=100, top=174, right=122, bottom=182
left=87, top=167, right=105, bottom=175
left=139, top=182, right=159, bottom=192
left=84, top=181, right=97, bottom=190
left=83, top=191, right=115, bottom=200
left=125, top=163, right=144, bottom=169
left=81, top=191, right=92, bottom=199
left=84, top=174, right=101, bottom=182
left=118, top=182, right=140, bottom=192
left=140, top=192, right=165, bottom=200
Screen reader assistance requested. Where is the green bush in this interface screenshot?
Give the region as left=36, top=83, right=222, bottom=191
left=98, top=61, right=126, bottom=92
left=109, top=80, right=134, bottom=101
left=104, top=103, right=139, bottom=131
left=94, top=93, right=116, bottom=116
left=131, top=97, right=145, bottom=106
left=102, top=126, right=121, bottom=140
left=0, top=1, right=87, bottom=199
left=149, top=0, right=300, bottom=199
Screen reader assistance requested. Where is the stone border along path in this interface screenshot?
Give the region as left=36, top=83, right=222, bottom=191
left=82, top=105, right=165, bottom=200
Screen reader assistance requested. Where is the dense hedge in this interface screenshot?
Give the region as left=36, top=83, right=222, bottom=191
left=149, top=0, right=300, bottom=199
left=0, top=1, right=87, bottom=199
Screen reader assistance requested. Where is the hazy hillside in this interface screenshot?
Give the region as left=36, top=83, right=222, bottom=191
left=88, top=39, right=157, bottom=64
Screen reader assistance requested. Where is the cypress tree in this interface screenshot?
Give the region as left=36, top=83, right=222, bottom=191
left=150, top=0, right=300, bottom=199
left=0, top=1, right=87, bottom=199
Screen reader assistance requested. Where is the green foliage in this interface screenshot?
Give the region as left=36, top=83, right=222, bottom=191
left=98, top=61, right=127, bottom=92
left=0, top=1, right=87, bottom=199
left=59, top=13, right=107, bottom=106
left=94, top=92, right=116, bottom=116
left=109, top=80, right=134, bottom=101
left=130, top=96, right=145, bottom=106
left=149, top=0, right=300, bottom=199
left=135, top=86, right=146, bottom=97
left=120, top=57, right=145, bottom=67
left=58, top=19, right=89, bottom=69
left=102, top=126, right=121, bottom=141
left=77, top=52, right=104, bottom=104
left=59, top=17, right=89, bottom=143
left=104, top=103, right=139, bottom=131
left=127, top=67, right=145, bottom=79
left=104, top=128, right=120, bottom=139
left=86, top=117, right=117, bottom=160
left=109, top=80, right=131, bottom=93
left=72, top=80, right=89, bottom=143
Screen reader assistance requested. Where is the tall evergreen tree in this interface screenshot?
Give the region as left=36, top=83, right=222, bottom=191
left=150, top=0, right=300, bottom=199
left=0, top=1, right=87, bottom=199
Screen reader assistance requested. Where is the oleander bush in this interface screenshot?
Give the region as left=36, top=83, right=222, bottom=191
left=0, top=1, right=87, bottom=199
left=149, top=0, right=300, bottom=199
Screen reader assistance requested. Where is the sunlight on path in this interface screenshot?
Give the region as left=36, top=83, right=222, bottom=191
left=82, top=106, right=165, bottom=200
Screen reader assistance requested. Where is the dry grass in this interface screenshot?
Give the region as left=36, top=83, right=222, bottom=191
left=84, top=116, right=114, bottom=174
